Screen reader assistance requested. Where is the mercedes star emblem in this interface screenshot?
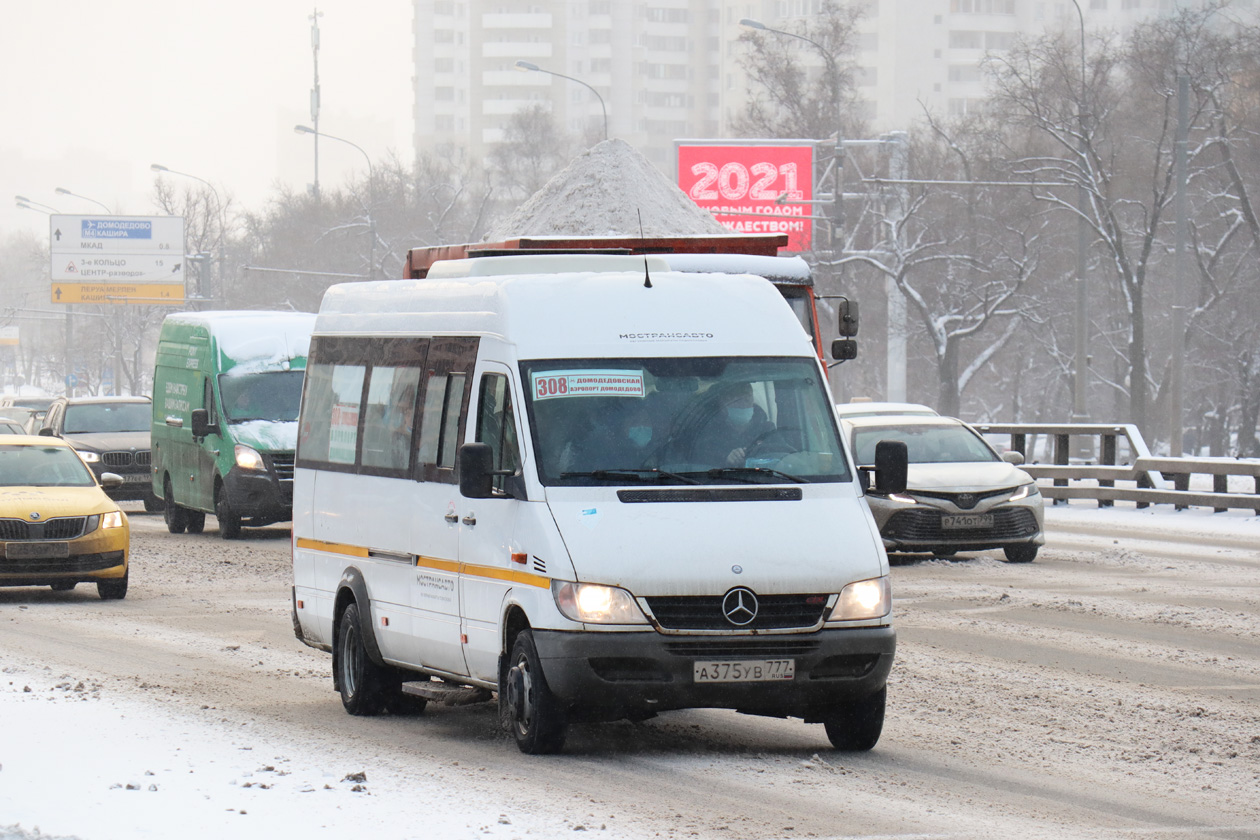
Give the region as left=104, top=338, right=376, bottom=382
left=721, top=587, right=759, bottom=627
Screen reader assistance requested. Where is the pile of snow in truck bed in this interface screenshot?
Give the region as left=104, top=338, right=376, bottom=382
left=485, top=138, right=727, bottom=240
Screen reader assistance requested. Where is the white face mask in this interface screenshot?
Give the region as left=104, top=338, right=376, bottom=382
left=726, top=406, right=754, bottom=426
left=627, top=425, right=652, bottom=447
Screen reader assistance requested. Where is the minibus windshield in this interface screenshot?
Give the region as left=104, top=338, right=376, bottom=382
left=521, top=357, right=851, bottom=486
left=218, top=370, right=305, bottom=423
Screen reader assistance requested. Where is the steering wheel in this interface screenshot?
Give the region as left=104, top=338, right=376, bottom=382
left=745, top=426, right=801, bottom=461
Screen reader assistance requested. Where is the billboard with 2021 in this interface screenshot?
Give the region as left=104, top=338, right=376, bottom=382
left=49, top=215, right=186, bottom=304
left=677, top=143, right=814, bottom=252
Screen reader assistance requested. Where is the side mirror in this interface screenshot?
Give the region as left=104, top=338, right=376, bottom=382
left=38, top=427, right=56, bottom=437
left=458, top=442, right=495, bottom=499
left=99, top=472, right=124, bottom=491
left=873, top=440, right=908, bottom=494
left=830, top=339, right=857, bottom=361
left=1001, top=450, right=1025, bottom=466
left=190, top=408, right=218, bottom=438
left=837, top=296, right=859, bottom=337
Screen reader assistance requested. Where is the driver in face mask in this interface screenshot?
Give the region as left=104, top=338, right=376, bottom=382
left=698, top=383, right=773, bottom=467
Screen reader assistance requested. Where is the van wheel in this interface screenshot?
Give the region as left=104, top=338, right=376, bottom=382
left=823, top=687, right=886, bottom=751
left=1004, top=544, right=1038, bottom=563
left=186, top=510, right=206, bottom=534
left=216, top=489, right=242, bottom=540
left=504, top=630, right=568, bottom=754
left=97, top=571, right=129, bottom=601
left=163, top=477, right=188, bottom=534
left=335, top=602, right=387, bottom=716
left=50, top=581, right=76, bottom=592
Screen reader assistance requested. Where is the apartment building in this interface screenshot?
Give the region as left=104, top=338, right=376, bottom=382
left=412, top=1, right=1223, bottom=170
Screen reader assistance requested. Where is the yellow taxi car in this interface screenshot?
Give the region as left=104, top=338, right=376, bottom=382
left=1, top=435, right=130, bottom=599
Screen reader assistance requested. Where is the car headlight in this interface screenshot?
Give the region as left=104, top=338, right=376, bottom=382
left=234, top=445, right=265, bottom=471
left=828, top=576, right=891, bottom=621
left=553, top=581, right=648, bottom=624
left=1010, top=482, right=1040, bottom=501
left=101, top=510, right=125, bottom=529
left=76, top=449, right=101, bottom=463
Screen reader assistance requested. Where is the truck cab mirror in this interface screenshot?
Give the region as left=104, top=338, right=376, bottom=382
left=459, top=442, right=495, bottom=499
left=837, top=296, right=859, bottom=337
left=873, top=440, right=908, bottom=494
left=831, top=339, right=857, bottom=361
left=189, top=408, right=218, bottom=439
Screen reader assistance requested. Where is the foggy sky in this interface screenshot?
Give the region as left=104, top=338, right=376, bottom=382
left=1, top=0, right=413, bottom=240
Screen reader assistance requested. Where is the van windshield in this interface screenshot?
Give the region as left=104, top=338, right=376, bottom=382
left=218, top=371, right=305, bottom=422
left=521, top=357, right=851, bottom=486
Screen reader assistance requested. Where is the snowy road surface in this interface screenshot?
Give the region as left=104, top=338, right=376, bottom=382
left=1, top=502, right=1257, bottom=840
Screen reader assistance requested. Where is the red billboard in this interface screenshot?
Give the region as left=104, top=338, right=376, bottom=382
left=677, top=143, right=814, bottom=252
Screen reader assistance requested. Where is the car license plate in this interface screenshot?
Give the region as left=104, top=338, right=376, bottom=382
left=123, top=473, right=150, bottom=483
left=693, top=659, right=795, bottom=683
left=942, top=513, right=993, bottom=529
left=5, top=542, right=70, bottom=560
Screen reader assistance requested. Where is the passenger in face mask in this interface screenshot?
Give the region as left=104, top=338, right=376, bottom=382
left=696, top=383, right=773, bottom=468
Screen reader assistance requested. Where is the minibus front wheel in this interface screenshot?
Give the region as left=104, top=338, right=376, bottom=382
left=505, top=630, right=568, bottom=755
left=822, top=687, right=886, bottom=751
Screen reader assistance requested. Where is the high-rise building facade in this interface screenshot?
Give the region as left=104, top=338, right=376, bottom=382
left=412, top=1, right=1223, bottom=171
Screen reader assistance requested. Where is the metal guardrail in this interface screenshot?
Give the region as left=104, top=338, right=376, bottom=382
left=974, top=423, right=1260, bottom=515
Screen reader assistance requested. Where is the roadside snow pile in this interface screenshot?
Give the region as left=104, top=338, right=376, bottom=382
left=485, top=138, right=728, bottom=239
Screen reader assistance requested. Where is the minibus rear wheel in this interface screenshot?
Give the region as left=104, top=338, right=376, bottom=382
left=823, top=687, right=886, bottom=751
left=186, top=510, right=206, bottom=534
left=335, top=602, right=388, bottom=716
left=505, top=630, right=568, bottom=754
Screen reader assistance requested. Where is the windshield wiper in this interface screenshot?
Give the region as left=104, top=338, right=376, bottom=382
left=703, top=466, right=808, bottom=484
left=560, top=468, right=702, bottom=485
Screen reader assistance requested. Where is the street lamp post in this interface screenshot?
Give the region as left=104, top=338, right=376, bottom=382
left=514, top=60, right=608, bottom=143
left=739, top=19, right=843, bottom=247
left=150, top=164, right=225, bottom=302
left=1067, top=0, right=1091, bottom=433
left=54, top=187, right=111, bottom=214
left=294, top=125, right=376, bottom=280
left=17, top=197, right=73, bottom=395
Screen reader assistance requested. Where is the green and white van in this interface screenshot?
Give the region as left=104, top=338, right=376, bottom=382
left=151, top=311, right=316, bottom=538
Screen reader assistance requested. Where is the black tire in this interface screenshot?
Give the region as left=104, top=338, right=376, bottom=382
left=185, top=510, right=207, bottom=534
left=216, top=488, right=241, bottom=540
left=163, top=477, right=188, bottom=534
left=142, top=492, right=165, bottom=513
left=823, top=687, right=886, bottom=751
left=49, top=581, right=76, bottom=592
left=1004, top=544, right=1038, bottom=563
left=97, top=571, right=128, bottom=601
left=334, top=602, right=388, bottom=716
left=934, top=548, right=958, bottom=557
left=503, top=630, right=568, bottom=754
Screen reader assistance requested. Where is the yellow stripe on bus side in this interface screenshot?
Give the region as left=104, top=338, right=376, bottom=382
left=295, top=536, right=550, bottom=589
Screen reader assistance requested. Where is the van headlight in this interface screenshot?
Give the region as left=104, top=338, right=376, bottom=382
left=828, top=576, right=891, bottom=621
left=553, top=581, right=648, bottom=625
left=234, top=445, right=265, bottom=471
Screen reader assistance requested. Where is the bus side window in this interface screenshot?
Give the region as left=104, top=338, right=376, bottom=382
left=475, top=373, right=520, bottom=493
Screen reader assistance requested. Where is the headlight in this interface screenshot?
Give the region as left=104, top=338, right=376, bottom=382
left=77, top=450, right=101, bottom=463
left=101, top=510, right=125, bottom=529
left=887, top=492, right=916, bottom=504
left=828, top=576, right=891, bottom=621
left=234, top=445, right=265, bottom=471
left=552, top=581, right=648, bottom=624
left=1010, top=482, right=1040, bottom=501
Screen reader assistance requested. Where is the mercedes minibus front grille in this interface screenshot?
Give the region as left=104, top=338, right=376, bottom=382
left=645, top=594, right=828, bottom=631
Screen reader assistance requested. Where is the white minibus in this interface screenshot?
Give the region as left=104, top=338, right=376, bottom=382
left=291, top=254, right=906, bottom=754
